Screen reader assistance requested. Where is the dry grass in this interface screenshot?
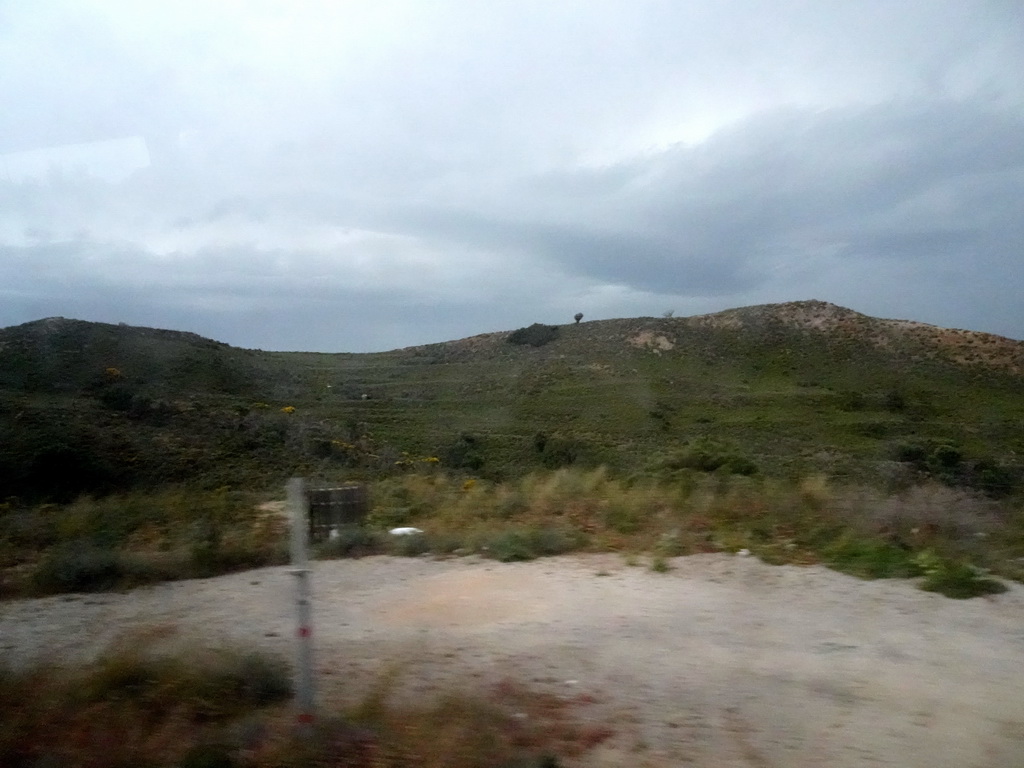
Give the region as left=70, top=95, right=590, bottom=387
left=1, top=627, right=606, bottom=768
left=361, top=468, right=1022, bottom=594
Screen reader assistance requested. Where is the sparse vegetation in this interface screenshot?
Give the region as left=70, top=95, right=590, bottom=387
left=0, top=488, right=288, bottom=598
left=914, top=550, right=1009, bottom=599
left=308, top=468, right=1019, bottom=596
left=650, top=554, right=671, bottom=572
left=507, top=323, right=560, bottom=347
left=0, top=629, right=596, bottom=768
left=2, top=466, right=1019, bottom=599
left=1, top=306, right=1022, bottom=602
left=0, top=628, right=292, bottom=768
left=3, top=306, right=1024, bottom=502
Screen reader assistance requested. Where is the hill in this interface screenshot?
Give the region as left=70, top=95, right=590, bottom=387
left=1, top=301, right=1023, bottom=501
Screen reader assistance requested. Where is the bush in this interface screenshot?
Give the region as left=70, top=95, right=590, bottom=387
left=654, top=441, right=758, bottom=476
left=930, top=444, right=963, bottom=470
left=391, top=531, right=432, bottom=557
left=823, top=535, right=922, bottom=579
left=538, top=434, right=586, bottom=469
left=603, top=500, right=643, bottom=534
left=915, top=551, right=1008, bottom=599
left=482, top=527, right=579, bottom=562
left=650, top=555, right=671, bottom=573
left=483, top=531, right=538, bottom=562
left=79, top=642, right=292, bottom=719
left=444, top=433, right=486, bottom=471
left=893, top=442, right=928, bottom=464
left=32, top=540, right=126, bottom=593
left=973, top=460, right=1017, bottom=497
left=0, top=505, right=60, bottom=551
left=507, top=324, right=560, bottom=348
left=1, top=634, right=590, bottom=768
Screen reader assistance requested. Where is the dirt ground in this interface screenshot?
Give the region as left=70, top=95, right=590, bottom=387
left=2, top=553, right=1024, bottom=767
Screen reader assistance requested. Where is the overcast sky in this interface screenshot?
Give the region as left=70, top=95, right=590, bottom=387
left=2, top=1, right=1022, bottom=351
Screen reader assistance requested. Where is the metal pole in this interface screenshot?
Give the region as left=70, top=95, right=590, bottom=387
left=287, top=477, right=315, bottom=736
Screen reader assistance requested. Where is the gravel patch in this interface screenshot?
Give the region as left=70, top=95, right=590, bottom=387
left=2, top=553, right=1023, bottom=767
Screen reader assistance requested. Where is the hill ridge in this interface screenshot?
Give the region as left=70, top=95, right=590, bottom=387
left=5, top=301, right=1021, bottom=366
left=389, top=300, right=1022, bottom=374
left=2, top=299, right=1024, bottom=501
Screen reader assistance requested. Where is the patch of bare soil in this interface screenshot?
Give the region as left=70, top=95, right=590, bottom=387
left=2, top=554, right=1023, bottom=767
left=628, top=331, right=676, bottom=353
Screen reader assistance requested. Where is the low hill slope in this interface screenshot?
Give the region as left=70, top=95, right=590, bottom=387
left=1, top=303, right=1022, bottom=501
left=0, top=316, right=266, bottom=397
left=689, top=300, right=1024, bottom=373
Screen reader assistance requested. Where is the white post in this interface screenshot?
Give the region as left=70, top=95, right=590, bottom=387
left=287, top=477, right=315, bottom=735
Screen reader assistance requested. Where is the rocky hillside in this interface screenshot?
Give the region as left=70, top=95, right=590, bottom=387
left=688, top=300, right=1024, bottom=373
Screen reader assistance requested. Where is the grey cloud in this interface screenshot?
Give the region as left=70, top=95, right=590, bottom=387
left=2, top=2, right=1023, bottom=348
left=339, top=100, right=1024, bottom=302
left=0, top=237, right=584, bottom=351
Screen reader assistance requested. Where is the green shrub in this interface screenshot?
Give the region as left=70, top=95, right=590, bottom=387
left=443, top=433, right=486, bottom=471
left=915, top=551, right=1008, bottom=599
left=538, top=434, right=585, bottom=469
left=971, top=459, right=1018, bottom=497
left=75, top=641, right=291, bottom=723
left=507, top=323, right=560, bottom=348
left=603, top=501, right=643, bottom=534
left=654, top=441, right=758, bottom=476
left=893, top=442, right=928, bottom=464
left=650, top=555, right=671, bottom=573
left=1, top=633, right=583, bottom=768
left=484, top=531, right=538, bottom=562
left=0, top=505, right=60, bottom=550
left=494, top=491, right=529, bottom=519
left=920, top=563, right=1007, bottom=599
left=367, top=505, right=413, bottom=529
left=823, top=536, right=922, bottom=579
left=32, top=540, right=126, bottom=593
left=527, top=527, right=581, bottom=556
left=391, top=531, right=432, bottom=557
left=930, top=444, right=963, bottom=470
left=217, top=650, right=293, bottom=707
left=482, top=527, right=579, bottom=562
